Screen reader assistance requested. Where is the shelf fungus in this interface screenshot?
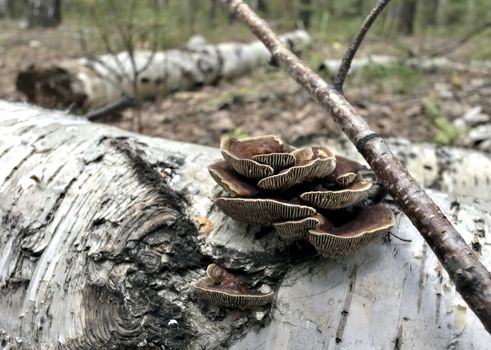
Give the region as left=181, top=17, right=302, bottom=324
left=308, top=205, right=395, bottom=257
left=329, top=155, right=364, bottom=187
left=220, top=135, right=295, bottom=178
left=193, top=264, right=274, bottom=308
left=300, top=181, right=372, bottom=210
left=208, top=135, right=395, bottom=257
left=257, top=147, right=336, bottom=191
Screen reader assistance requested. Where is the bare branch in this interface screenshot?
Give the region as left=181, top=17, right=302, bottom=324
left=333, top=0, right=391, bottom=91
left=428, top=20, right=491, bottom=58
left=85, top=95, right=136, bottom=121
left=220, top=0, right=491, bottom=333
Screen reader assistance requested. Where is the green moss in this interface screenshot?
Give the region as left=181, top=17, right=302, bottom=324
left=422, top=96, right=466, bottom=145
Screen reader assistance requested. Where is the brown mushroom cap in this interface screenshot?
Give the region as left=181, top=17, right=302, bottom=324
left=308, top=205, right=395, bottom=257
left=220, top=135, right=293, bottom=178
left=208, top=160, right=260, bottom=197
left=273, top=215, right=324, bottom=241
left=215, top=197, right=316, bottom=224
left=257, top=147, right=336, bottom=191
left=300, top=181, right=372, bottom=209
left=331, top=155, right=364, bottom=187
left=193, top=264, right=274, bottom=308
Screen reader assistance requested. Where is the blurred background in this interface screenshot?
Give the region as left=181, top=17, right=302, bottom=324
left=1, top=0, right=490, bottom=150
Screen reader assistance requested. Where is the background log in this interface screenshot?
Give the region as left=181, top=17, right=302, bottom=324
left=0, top=101, right=490, bottom=348
left=319, top=55, right=491, bottom=77
left=15, top=31, right=311, bottom=111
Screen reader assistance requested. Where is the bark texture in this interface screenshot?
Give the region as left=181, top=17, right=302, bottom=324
left=15, top=31, right=311, bottom=111
left=315, top=135, right=491, bottom=202
left=333, top=0, right=390, bottom=91
left=0, top=101, right=490, bottom=348
left=220, top=0, right=491, bottom=333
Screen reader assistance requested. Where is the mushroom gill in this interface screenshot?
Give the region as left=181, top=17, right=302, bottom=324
left=308, top=205, right=395, bottom=257
left=208, top=160, right=259, bottom=197
left=300, top=181, right=372, bottom=209
left=193, top=264, right=274, bottom=308
left=220, top=135, right=295, bottom=178
left=257, top=146, right=336, bottom=191
left=215, top=197, right=316, bottom=225
left=330, top=155, right=364, bottom=187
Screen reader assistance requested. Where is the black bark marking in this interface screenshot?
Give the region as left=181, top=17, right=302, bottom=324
left=393, top=325, right=403, bottom=350
left=417, top=243, right=428, bottom=313
left=355, top=133, right=383, bottom=152
left=335, top=265, right=357, bottom=344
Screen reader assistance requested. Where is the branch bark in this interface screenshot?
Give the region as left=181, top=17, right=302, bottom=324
left=333, top=0, right=391, bottom=91
left=220, top=0, right=491, bottom=333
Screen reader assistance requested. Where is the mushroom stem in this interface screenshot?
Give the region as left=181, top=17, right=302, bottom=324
left=219, top=0, right=491, bottom=333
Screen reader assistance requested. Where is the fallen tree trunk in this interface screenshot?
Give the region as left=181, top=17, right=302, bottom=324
left=219, top=0, right=491, bottom=332
left=313, top=135, right=491, bottom=201
left=0, top=101, right=490, bottom=348
left=319, top=55, right=491, bottom=76
left=15, top=30, right=311, bottom=111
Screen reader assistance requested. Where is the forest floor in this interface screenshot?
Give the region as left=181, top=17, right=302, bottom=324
left=1, top=20, right=490, bottom=148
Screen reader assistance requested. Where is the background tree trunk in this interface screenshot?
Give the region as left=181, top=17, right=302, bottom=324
left=5, top=0, right=27, bottom=18
left=0, top=100, right=490, bottom=348
left=437, top=0, right=448, bottom=27
left=397, top=0, right=417, bottom=35
left=422, top=0, right=438, bottom=28
left=0, top=0, right=6, bottom=17
left=297, top=0, right=313, bottom=28
left=28, top=0, right=61, bottom=28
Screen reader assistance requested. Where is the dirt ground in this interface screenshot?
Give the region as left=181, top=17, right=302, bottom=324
left=1, top=21, right=490, bottom=149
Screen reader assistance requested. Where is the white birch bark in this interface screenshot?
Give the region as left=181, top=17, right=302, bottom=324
left=15, top=31, right=311, bottom=111
left=0, top=101, right=489, bottom=349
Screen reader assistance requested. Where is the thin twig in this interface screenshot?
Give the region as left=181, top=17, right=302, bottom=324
left=428, top=20, right=491, bottom=58
left=389, top=232, right=412, bottom=243
left=220, top=0, right=491, bottom=333
left=85, top=95, right=136, bottom=121
left=333, top=0, right=391, bottom=91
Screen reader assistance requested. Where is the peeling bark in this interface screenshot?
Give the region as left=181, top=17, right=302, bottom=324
left=0, top=101, right=490, bottom=348
left=15, top=31, right=311, bottom=111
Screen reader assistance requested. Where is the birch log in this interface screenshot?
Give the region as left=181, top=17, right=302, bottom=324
left=15, top=31, right=311, bottom=111
left=310, top=135, right=491, bottom=201
left=0, top=101, right=490, bottom=349
left=319, top=55, right=491, bottom=76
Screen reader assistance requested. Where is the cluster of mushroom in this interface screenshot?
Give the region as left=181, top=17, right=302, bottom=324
left=208, top=135, right=395, bottom=257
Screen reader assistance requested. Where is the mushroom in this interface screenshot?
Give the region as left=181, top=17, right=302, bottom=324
left=330, top=155, right=364, bottom=187
left=215, top=197, right=316, bottom=225
left=193, top=264, right=274, bottom=308
left=300, top=180, right=372, bottom=209
left=209, top=134, right=396, bottom=259
left=273, top=215, right=323, bottom=241
left=257, top=147, right=336, bottom=191
left=208, top=160, right=259, bottom=197
left=220, top=135, right=295, bottom=178
left=307, top=205, right=395, bottom=257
